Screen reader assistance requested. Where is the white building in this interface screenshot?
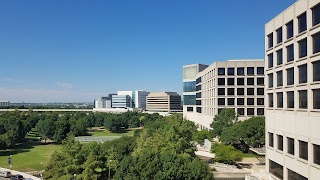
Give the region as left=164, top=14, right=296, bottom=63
left=146, top=92, right=181, bottom=112
left=0, top=100, right=10, bottom=107
left=183, top=60, right=265, bottom=130
left=117, top=90, right=149, bottom=109
left=265, top=0, right=320, bottom=179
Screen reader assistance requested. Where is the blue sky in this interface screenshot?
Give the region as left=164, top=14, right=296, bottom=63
left=0, top=0, right=296, bottom=103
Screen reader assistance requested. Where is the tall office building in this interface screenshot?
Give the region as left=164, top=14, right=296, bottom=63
left=265, top=0, right=320, bottom=179
left=112, top=95, right=131, bottom=108
left=146, top=92, right=181, bottom=112
left=183, top=60, right=265, bottom=130
left=0, top=101, right=10, bottom=107
left=117, top=90, right=149, bottom=108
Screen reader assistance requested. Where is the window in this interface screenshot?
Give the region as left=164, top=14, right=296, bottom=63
left=269, top=132, right=274, bottom=147
left=247, top=78, right=254, bottom=85
left=218, top=88, right=225, bottom=95
left=268, top=53, right=273, bottom=68
left=237, top=98, right=244, bottom=105
left=313, top=3, right=320, bottom=26
left=196, top=100, right=201, bottom=105
left=276, top=27, right=282, bottom=44
left=299, top=140, right=308, bottom=160
left=314, top=144, right=320, bottom=165
left=196, top=92, right=201, bottom=98
left=257, top=98, right=264, bottom=105
left=313, top=32, right=320, bottom=54
left=196, top=85, right=201, bottom=91
left=298, top=38, right=307, bottom=58
left=227, top=68, right=234, bottom=75
left=183, top=95, right=196, bottom=105
left=257, top=67, right=264, bottom=75
left=268, top=73, right=273, bottom=88
left=196, top=77, right=201, bottom=84
left=268, top=93, right=273, bottom=108
left=313, top=61, right=320, bottom=81
left=299, top=64, right=308, bottom=84
left=196, top=107, right=201, bottom=113
left=314, top=89, right=320, bottom=109
left=218, top=108, right=223, bottom=114
left=287, top=91, right=294, bottom=108
left=247, top=98, right=254, bottom=105
left=183, top=81, right=196, bottom=92
left=227, top=98, right=235, bottom=105
left=247, top=88, right=254, bottom=95
left=269, top=160, right=283, bottom=180
left=218, top=78, right=225, bottom=85
left=237, top=108, right=245, bottom=116
left=237, top=67, right=244, bottom=75
left=288, top=137, right=295, bottom=155
left=237, top=78, right=244, bottom=85
left=237, top=88, right=244, bottom=95
left=268, top=33, right=273, bottom=48
left=277, top=92, right=283, bottom=108
left=277, top=71, right=283, bottom=87
left=247, top=67, right=254, bottom=75
left=247, top=108, right=254, bottom=116
left=257, top=108, right=264, bottom=115
left=187, top=107, right=193, bottom=112
left=287, top=68, right=294, bottom=85
left=227, top=88, right=234, bottom=95
left=218, top=98, right=225, bottom=106
left=287, top=44, right=294, bottom=62
left=218, top=68, right=225, bottom=75
left=227, top=78, right=234, bottom=85
left=257, top=88, right=264, bottom=95
left=287, top=20, right=294, bottom=39
left=288, top=169, right=308, bottom=180
left=277, top=49, right=283, bottom=65
left=298, top=12, right=307, bottom=33
left=257, top=78, right=264, bottom=85
left=278, top=135, right=283, bottom=151
left=299, top=90, right=308, bottom=109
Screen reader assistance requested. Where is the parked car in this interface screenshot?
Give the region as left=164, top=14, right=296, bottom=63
left=0, top=171, right=11, bottom=178
left=10, top=174, right=23, bottom=180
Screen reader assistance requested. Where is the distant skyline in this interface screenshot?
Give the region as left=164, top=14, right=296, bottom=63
left=1, top=0, right=296, bottom=103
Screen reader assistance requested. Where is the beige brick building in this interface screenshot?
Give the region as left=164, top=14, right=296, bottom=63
left=146, top=92, right=181, bottom=112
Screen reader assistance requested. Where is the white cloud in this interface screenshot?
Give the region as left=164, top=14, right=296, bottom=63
left=56, top=82, right=73, bottom=89
left=0, top=87, right=104, bottom=103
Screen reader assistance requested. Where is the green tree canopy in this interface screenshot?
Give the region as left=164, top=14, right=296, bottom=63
left=210, top=108, right=238, bottom=138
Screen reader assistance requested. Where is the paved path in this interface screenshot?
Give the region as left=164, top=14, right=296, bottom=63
left=0, top=167, right=40, bottom=180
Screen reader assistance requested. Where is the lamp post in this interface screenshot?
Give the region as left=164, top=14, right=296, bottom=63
left=108, top=160, right=112, bottom=180
left=40, top=162, right=43, bottom=179
left=73, top=173, right=76, bottom=180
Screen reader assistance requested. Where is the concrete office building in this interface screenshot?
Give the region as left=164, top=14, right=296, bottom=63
left=265, top=0, right=320, bottom=179
left=117, top=90, right=149, bottom=109
left=112, top=95, right=131, bottom=108
left=94, top=94, right=114, bottom=109
left=183, top=60, right=265, bottom=130
left=146, top=92, right=181, bottom=112
left=0, top=101, right=10, bottom=107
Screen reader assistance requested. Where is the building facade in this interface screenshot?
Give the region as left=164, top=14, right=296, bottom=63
left=183, top=60, right=265, bottom=130
left=111, top=95, right=131, bottom=108
left=0, top=101, right=10, bottom=107
left=146, top=92, right=181, bottom=112
left=265, top=0, right=320, bottom=179
left=117, top=90, right=149, bottom=109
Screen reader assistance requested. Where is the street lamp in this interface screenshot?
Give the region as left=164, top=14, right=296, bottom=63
left=40, top=162, right=43, bottom=179
left=108, top=160, right=112, bottom=180
left=73, top=173, right=76, bottom=180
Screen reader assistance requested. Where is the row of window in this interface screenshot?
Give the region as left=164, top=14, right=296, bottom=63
left=218, top=88, right=264, bottom=96
left=268, top=61, right=320, bottom=88
left=217, top=108, right=264, bottom=116
left=269, top=133, right=320, bottom=166
left=268, top=33, right=320, bottom=68
left=268, top=3, right=320, bottom=49
left=218, top=67, right=264, bottom=76
left=218, top=77, right=264, bottom=86
left=268, top=89, right=320, bottom=109
left=218, top=98, right=264, bottom=106
left=269, top=160, right=308, bottom=180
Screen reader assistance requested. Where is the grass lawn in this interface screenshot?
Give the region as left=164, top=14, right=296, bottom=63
left=88, top=127, right=141, bottom=137
left=243, top=152, right=262, bottom=158
left=0, top=142, right=61, bottom=172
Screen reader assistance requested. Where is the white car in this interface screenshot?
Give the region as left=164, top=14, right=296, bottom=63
left=0, top=171, right=11, bottom=178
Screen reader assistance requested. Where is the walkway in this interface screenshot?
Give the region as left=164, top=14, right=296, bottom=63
left=0, top=167, right=40, bottom=180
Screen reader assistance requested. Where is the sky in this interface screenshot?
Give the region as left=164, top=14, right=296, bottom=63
left=0, top=0, right=297, bottom=103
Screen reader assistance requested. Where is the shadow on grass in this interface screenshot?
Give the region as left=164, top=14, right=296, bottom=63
left=0, top=141, right=57, bottom=156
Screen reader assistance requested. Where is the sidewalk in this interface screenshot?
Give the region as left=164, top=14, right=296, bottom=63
left=0, top=167, right=41, bottom=180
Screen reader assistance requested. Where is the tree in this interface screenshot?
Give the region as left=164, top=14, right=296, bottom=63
left=193, top=130, right=212, bottom=144
left=36, top=117, right=56, bottom=143
left=220, top=116, right=265, bottom=148
left=210, top=108, right=237, bottom=138
left=212, top=143, right=243, bottom=164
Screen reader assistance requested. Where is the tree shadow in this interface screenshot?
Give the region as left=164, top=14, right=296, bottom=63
left=0, top=141, right=54, bottom=156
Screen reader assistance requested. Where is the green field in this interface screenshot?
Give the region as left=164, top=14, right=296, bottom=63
left=88, top=127, right=139, bottom=137
left=0, top=142, right=61, bottom=172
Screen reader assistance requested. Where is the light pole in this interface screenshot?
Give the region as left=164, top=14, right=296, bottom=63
left=73, top=173, right=76, bottom=180
left=40, top=162, right=43, bottom=179
left=108, top=160, right=112, bottom=180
